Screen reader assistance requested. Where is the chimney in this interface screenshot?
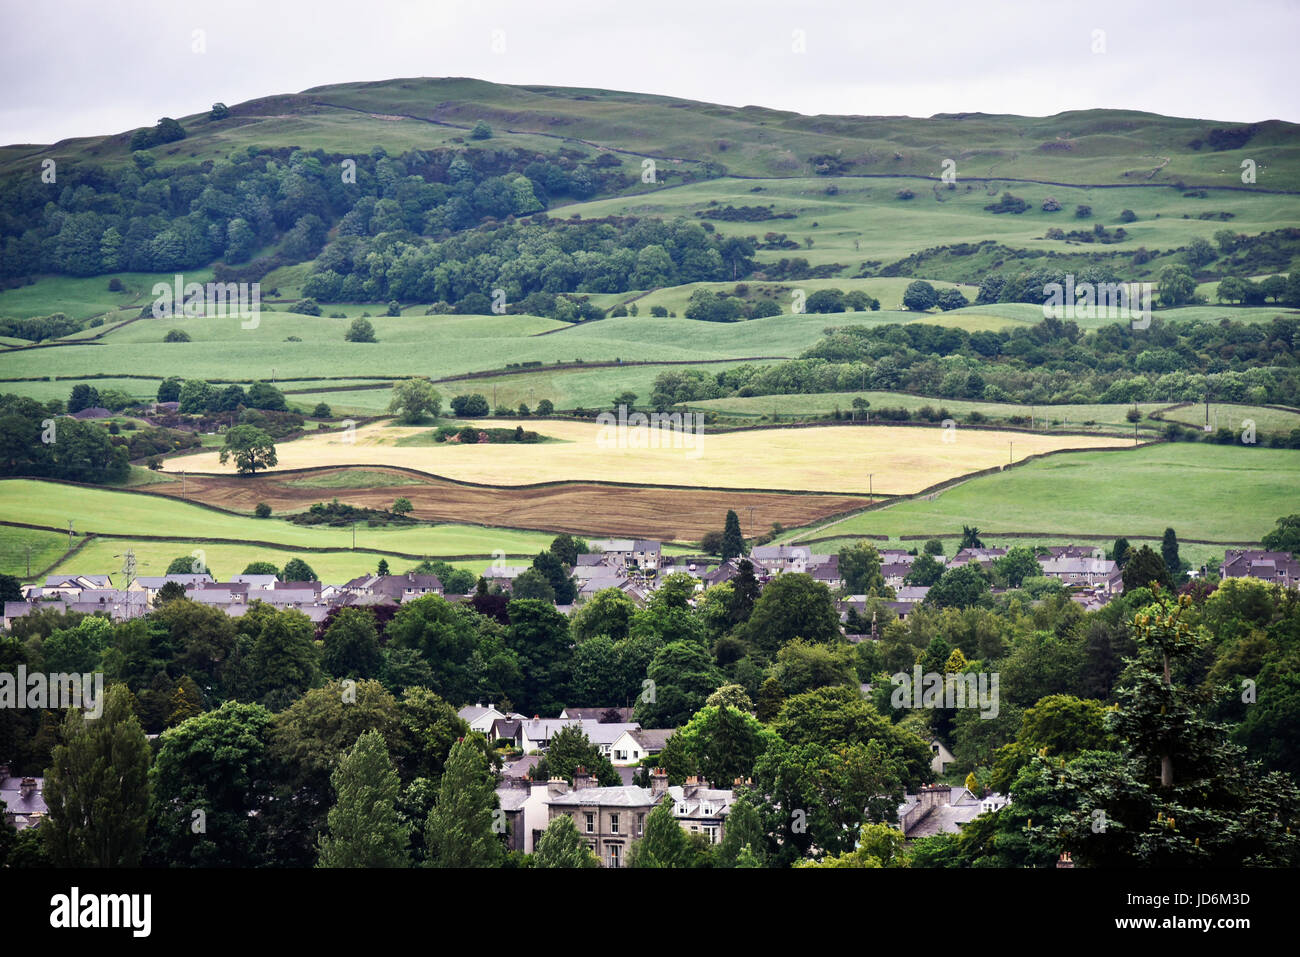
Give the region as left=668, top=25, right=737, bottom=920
left=573, top=766, right=593, bottom=791
left=650, top=767, right=668, bottom=796
left=684, top=775, right=702, bottom=798
left=547, top=777, right=569, bottom=798
left=19, top=777, right=37, bottom=799
left=919, top=784, right=951, bottom=812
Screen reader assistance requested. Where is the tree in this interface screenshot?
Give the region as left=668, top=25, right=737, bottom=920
left=839, top=541, right=884, bottom=595
left=392, top=497, right=413, bottom=516
left=903, top=552, right=944, bottom=587
left=740, top=573, right=841, bottom=658
left=470, top=120, right=493, bottom=140
left=1112, top=537, right=1132, bottom=566
left=282, top=557, right=318, bottom=582
left=1262, top=515, right=1300, bottom=556
left=1121, top=544, right=1171, bottom=592
left=1185, top=236, right=1216, bottom=268
left=316, top=730, right=410, bottom=868
left=1158, top=265, right=1197, bottom=306
left=634, top=642, right=725, bottom=729
left=721, top=510, right=747, bottom=560
left=219, top=425, right=277, bottom=475
left=715, top=795, right=766, bottom=867
left=571, top=587, right=637, bottom=642
left=532, top=725, right=619, bottom=786
left=450, top=393, right=490, bottom=417
left=902, top=280, right=938, bottom=311
left=995, top=546, right=1041, bottom=588
left=534, top=813, right=600, bottom=868
left=388, top=377, right=442, bottom=423
left=149, top=700, right=275, bottom=867
left=377, top=559, right=391, bottom=576
left=425, top=737, right=503, bottom=867
left=629, top=801, right=689, bottom=867
left=322, top=607, right=383, bottom=680
left=43, top=684, right=151, bottom=867
left=254, top=503, right=272, bottom=518
left=346, top=318, right=377, bottom=343
left=1161, top=527, right=1181, bottom=573
left=959, top=526, right=984, bottom=549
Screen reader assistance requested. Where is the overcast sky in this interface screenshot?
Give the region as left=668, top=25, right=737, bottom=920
left=3, top=0, right=1297, bottom=145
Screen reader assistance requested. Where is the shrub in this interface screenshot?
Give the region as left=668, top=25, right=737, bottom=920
left=163, top=329, right=191, bottom=343
left=254, top=502, right=271, bottom=518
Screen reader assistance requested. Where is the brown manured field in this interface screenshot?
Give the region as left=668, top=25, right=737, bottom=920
left=141, top=467, right=871, bottom=541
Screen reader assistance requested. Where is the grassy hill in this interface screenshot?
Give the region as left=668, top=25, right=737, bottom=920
left=8, top=78, right=1300, bottom=187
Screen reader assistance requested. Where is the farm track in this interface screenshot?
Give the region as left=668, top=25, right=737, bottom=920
left=135, top=466, right=872, bottom=541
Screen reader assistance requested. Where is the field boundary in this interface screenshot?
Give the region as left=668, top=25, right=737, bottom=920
left=0, top=519, right=535, bottom=564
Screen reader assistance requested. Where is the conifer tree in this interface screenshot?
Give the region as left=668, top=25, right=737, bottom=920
left=317, top=729, right=410, bottom=868
left=44, top=684, right=151, bottom=867
left=425, top=737, right=503, bottom=867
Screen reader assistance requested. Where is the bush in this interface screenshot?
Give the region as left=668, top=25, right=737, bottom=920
left=536, top=399, right=555, bottom=415
left=108, top=278, right=125, bottom=291
left=254, top=502, right=271, bottom=518
left=1120, top=209, right=1137, bottom=223
left=312, top=402, right=332, bottom=418
left=296, top=298, right=322, bottom=316
left=451, top=393, right=490, bottom=417
left=470, top=121, right=493, bottom=140
left=1075, top=204, right=1092, bottom=219
left=346, top=318, right=377, bottom=342
left=163, top=329, right=191, bottom=343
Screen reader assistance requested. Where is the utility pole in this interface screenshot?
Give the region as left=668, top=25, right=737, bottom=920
left=352, top=522, right=356, bottom=550
left=181, top=470, right=186, bottom=496
left=67, top=520, right=74, bottom=549
left=26, top=544, right=31, bottom=577
left=747, top=506, right=756, bottom=534
left=869, top=473, right=874, bottom=504
left=1009, top=441, right=1013, bottom=465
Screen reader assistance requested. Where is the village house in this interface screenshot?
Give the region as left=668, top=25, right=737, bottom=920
left=609, top=728, right=673, bottom=766
left=897, top=784, right=1009, bottom=839
left=587, top=539, right=662, bottom=570
left=949, top=547, right=1007, bottom=569
left=0, top=765, right=46, bottom=831
left=542, top=768, right=734, bottom=867
left=1219, top=549, right=1300, bottom=588
left=339, top=573, right=443, bottom=602
left=1037, top=555, right=1120, bottom=590
left=750, top=544, right=816, bottom=575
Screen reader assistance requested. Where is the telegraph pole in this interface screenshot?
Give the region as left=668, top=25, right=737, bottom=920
left=67, top=520, right=74, bottom=549
left=869, top=473, right=874, bottom=504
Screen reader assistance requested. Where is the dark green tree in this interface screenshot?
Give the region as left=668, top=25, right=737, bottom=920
left=425, top=737, right=503, bottom=867
left=316, top=729, right=410, bottom=868
left=44, top=684, right=151, bottom=867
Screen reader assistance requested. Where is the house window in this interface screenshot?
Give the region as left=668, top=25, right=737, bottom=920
left=611, top=813, right=620, bottom=834
left=584, top=812, right=595, bottom=834
left=615, top=750, right=626, bottom=761
left=609, top=844, right=621, bottom=868
left=636, top=813, right=645, bottom=836
left=704, top=826, right=718, bottom=844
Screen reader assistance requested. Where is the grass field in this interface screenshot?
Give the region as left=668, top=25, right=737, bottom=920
left=563, top=175, right=1300, bottom=277
left=1160, top=402, right=1300, bottom=436
left=0, top=479, right=559, bottom=557
left=164, top=418, right=1131, bottom=495
left=781, top=443, right=1300, bottom=544
left=0, top=525, right=71, bottom=577
left=27, top=537, right=507, bottom=588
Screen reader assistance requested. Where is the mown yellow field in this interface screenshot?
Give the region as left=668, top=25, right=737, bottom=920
left=166, top=419, right=1133, bottom=495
